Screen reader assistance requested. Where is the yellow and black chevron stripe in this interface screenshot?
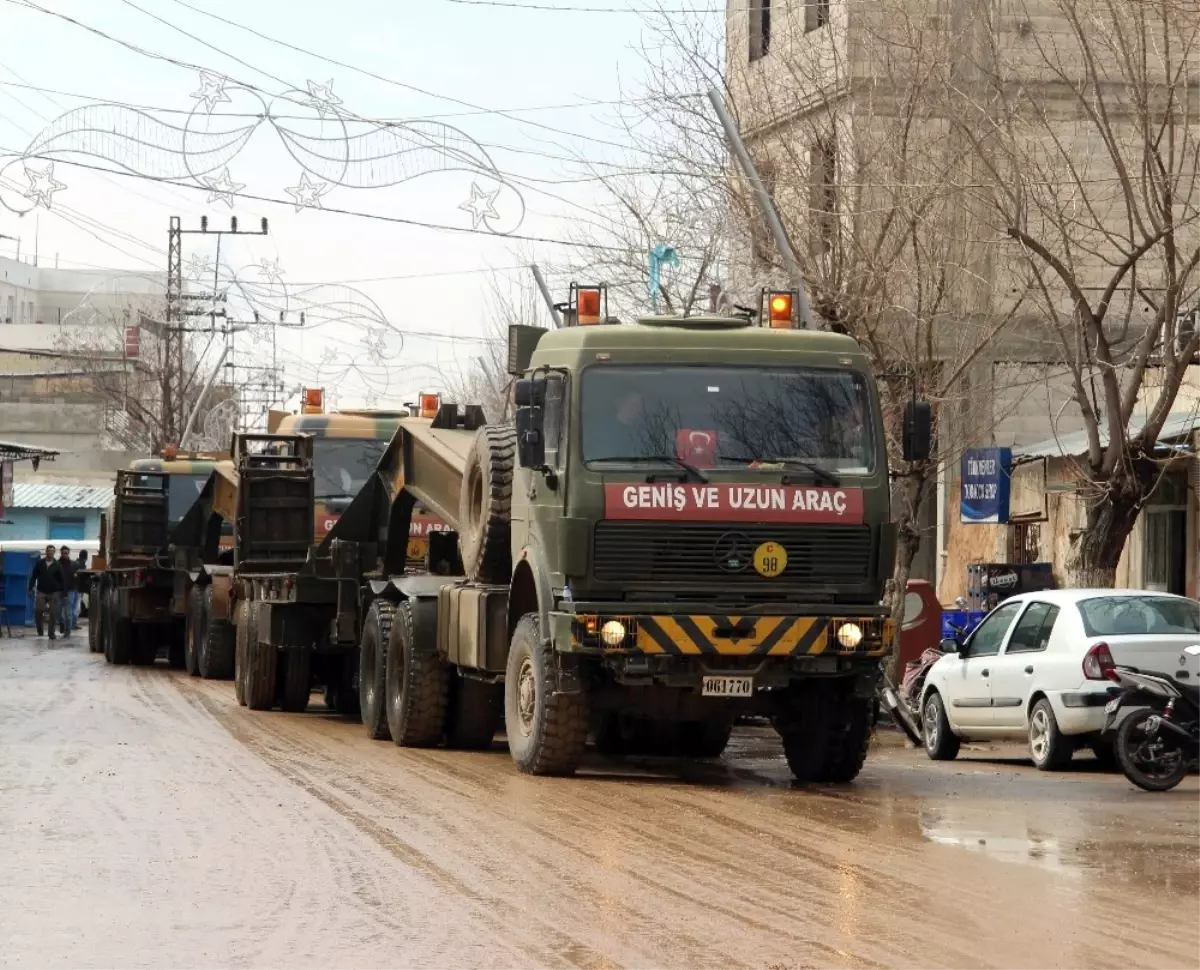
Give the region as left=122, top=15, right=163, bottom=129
left=634, top=615, right=892, bottom=657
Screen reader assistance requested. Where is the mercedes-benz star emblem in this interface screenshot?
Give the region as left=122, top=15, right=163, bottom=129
left=713, top=532, right=753, bottom=574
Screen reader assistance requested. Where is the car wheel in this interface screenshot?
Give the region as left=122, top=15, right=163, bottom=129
left=922, top=691, right=960, bottom=761
left=1028, top=698, right=1073, bottom=770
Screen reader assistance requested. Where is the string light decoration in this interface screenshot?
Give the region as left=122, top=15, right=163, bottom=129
left=0, top=71, right=526, bottom=233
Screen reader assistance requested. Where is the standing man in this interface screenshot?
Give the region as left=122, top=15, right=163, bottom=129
left=58, top=547, right=77, bottom=637
left=72, top=549, right=89, bottom=630
left=27, top=545, right=65, bottom=640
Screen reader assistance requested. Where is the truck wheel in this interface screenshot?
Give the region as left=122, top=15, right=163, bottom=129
left=198, top=587, right=235, bottom=680
left=773, top=684, right=833, bottom=782
left=234, top=601, right=250, bottom=706
left=678, top=717, right=735, bottom=759
left=385, top=599, right=450, bottom=746
left=245, top=604, right=278, bottom=711
left=458, top=425, right=516, bottom=584
left=445, top=674, right=500, bottom=750
left=87, top=580, right=102, bottom=653
left=107, top=591, right=133, bottom=666
left=185, top=586, right=203, bottom=676
left=131, top=624, right=159, bottom=666
left=279, top=649, right=313, bottom=713
left=505, top=614, right=589, bottom=776
left=167, top=618, right=187, bottom=670
left=816, top=695, right=873, bottom=782
left=359, top=601, right=394, bottom=740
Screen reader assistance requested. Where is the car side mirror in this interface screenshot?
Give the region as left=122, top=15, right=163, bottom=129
left=939, top=637, right=960, bottom=655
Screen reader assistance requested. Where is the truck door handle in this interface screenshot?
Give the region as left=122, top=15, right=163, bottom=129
left=1024, top=665, right=1034, bottom=674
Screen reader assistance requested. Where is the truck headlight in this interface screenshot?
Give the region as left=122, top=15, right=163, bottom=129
left=836, top=622, right=864, bottom=648
left=600, top=619, right=627, bottom=647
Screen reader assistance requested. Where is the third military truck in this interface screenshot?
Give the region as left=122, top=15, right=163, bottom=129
left=241, top=285, right=924, bottom=780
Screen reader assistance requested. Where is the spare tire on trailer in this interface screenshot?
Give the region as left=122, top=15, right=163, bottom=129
left=457, top=425, right=516, bottom=584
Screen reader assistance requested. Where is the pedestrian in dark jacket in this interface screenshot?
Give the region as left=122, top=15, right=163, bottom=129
left=57, top=547, right=77, bottom=636
left=28, top=545, right=66, bottom=640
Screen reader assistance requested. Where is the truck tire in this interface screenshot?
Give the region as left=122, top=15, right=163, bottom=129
left=774, top=684, right=833, bottom=783
left=278, top=649, right=312, bottom=713
left=87, top=579, right=103, bottom=653
left=245, top=604, right=278, bottom=711
left=458, top=425, right=515, bottom=584
left=385, top=599, right=451, bottom=747
left=359, top=601, right=394, bottom=741
left=198, top=587, right=235, bottom=680
left=185, top=586, right=204, bottom=676
left=234, top=600, right=250, bottom=706
left=167, top=618, right=187, bottom=670
left=678, top=717, right=735, bottom=759
left=445, top=675, right=502, bottom=750
left=107, top=591, right=133, bottom=666
left=816, top=695, right=872, bottom=782
left=505, top=614, right=589, bottom=776
left=131, top=624, right=159, bottom=666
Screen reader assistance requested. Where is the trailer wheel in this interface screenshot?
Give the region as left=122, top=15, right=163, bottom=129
left=106, top=590, right=132, bottom=665
left=458, top=425, right=516, bottom=584
left=131, top=624, right=159, bottom=666
left=245, top=603, right=277, bottom=711
left=278, top=649, right=312, bottom=713
left=234, top=600, right=250, bottom=706
left=445, top=674, right=502, bottom=750
left=167, top=618, right=187, bottom=670
left=773, top=683, right=834, bottom=782
left=505, top=614, right=589, bottom=776
left=185, top=586, right=203, bottom=676
left=385, top=599, right=450, bottom=747
left=359, top=601, right=394, bottom=740
left=678, top=717, right=735, bottom=759
left=198, top=587, right=235, bottom=680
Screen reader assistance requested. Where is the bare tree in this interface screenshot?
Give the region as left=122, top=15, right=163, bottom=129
left=952, top=0, right=1200, bottom=585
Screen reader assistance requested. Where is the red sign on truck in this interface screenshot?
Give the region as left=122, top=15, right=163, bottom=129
left=604, top=483, right=864, bottom=524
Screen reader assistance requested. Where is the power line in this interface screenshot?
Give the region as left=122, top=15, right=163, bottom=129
left=437, top=0, right=720, bottom=10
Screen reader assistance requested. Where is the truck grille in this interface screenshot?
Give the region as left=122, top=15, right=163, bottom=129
left=592, top=522, right=874, bottom=587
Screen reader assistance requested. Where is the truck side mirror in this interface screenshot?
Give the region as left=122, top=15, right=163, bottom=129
left=903, top=400, right=933, bottom=462
left=513, top=378, right=546, bottom=409
left=515, top=405, right=545, bottom=468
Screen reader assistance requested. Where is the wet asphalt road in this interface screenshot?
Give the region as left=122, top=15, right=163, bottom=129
left=2, top=634, right=1198, bottom=969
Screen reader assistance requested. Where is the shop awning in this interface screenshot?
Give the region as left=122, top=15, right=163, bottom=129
left=1015, top=411, right=1199, bottom=462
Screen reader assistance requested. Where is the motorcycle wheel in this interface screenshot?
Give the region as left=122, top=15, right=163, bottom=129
left=1115, top=710, right=1191, bottom=792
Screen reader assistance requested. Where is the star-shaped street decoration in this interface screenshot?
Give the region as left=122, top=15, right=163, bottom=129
left=258, top=258, right=284, bottom=283
left=185, top=253, right=212, bottom=282
left=304, top=79, right=342, bottom=119
left=22, top=161, right=67, bottom=209
left=202, top=167, right=244, bottom=208
left=191, top=71, right=232, bottom=114
left=284, top=172, right=330, bottom=212
left=459, top=182, right=500, bottom=230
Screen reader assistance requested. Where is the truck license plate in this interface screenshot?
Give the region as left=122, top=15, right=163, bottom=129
left=702, top=675, right=754, bottom=698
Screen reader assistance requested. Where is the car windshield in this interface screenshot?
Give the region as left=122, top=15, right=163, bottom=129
left=313, top=439, right=386, bottom=500
left=580, top=365, right=875, bottom=472
left=1077, top=595, right=1200, bottom=637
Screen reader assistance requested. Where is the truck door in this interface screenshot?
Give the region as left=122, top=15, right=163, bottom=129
left=513, top=372, right=568, bottom=574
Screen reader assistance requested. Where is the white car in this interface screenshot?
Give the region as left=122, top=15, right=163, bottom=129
left=921, top=589, right=1200, bottom=770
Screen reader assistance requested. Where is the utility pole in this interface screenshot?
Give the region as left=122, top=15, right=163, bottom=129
left=164, top=215, right=269, bottom=447
left=530, top=264, right=562, bottom=328
left=706, top=87, right=816, bottom=330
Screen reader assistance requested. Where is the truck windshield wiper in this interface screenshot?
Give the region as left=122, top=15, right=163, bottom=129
left=590, top=455, right=710, bottom=483
left=719, top=454, right=841, bottom=487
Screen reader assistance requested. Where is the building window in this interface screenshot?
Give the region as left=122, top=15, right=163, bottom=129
left=808, top=137, right=837, bottom=253
left=750, top=158, right=779, bottom=267
left=48, top=517, right=86, bottom=541
left=1143, top=472, right=1187, bottom=594
left=806, top=0, right=830, bottom=33
left=749, top=0, right=771, bottom=62
left=1007, top=520, right=1042, bottom=565
left=4, top=295, right=12, bottom=323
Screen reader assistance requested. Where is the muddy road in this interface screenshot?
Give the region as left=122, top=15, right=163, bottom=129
left=2, top=637, right=1197, bottom=969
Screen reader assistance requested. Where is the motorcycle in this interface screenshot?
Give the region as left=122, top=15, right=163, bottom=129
left=1105, top=645, right=1200, bottom=792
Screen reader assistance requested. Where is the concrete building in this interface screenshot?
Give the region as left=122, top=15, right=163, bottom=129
left=0, top=482, right=112, bottom=542
left=723, top=0, right=1199, bottom=598
left=0, top=256, right=169, bottom=483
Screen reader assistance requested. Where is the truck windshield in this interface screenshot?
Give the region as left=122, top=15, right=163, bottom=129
left=167, top=474, right=208, bottom=525
left=313, top=439, right=386, bottom=499
left=581, top=365, right=875, bottom=473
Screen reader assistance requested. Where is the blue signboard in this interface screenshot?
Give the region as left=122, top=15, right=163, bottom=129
left=960, top=447, right=1013, bottom=524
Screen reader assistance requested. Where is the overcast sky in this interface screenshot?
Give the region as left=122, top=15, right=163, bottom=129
left=0, top=0, right=707, bottom=410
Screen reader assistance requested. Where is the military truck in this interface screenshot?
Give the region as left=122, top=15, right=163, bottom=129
left=235, top=285, right=928, bottom=779
left=89, top=451, right=228, bottom=667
